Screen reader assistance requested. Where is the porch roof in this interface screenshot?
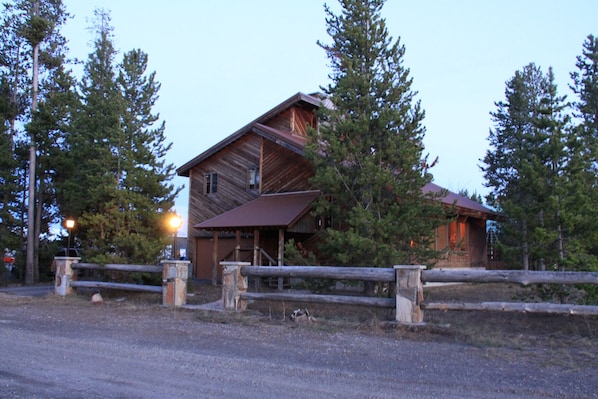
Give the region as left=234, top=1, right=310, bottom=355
left=195, top=190, right=321, bottom=231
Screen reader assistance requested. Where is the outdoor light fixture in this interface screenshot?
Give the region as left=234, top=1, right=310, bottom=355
left=65, top=218, right=75, bottom=255
left=168, top=215, right=183, bottom=260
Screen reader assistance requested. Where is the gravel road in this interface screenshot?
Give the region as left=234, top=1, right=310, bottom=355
left=0, top=294, right=595, bottom=399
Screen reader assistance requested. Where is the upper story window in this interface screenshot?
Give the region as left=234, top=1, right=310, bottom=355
left=204, top=173, right=218, bottom=195
left=247, top=167, right=260, bottom=191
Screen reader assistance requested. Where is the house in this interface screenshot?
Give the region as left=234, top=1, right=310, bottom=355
left=176, top=92, right=498, bottom=282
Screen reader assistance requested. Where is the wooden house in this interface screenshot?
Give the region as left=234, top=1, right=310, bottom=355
left=176, top=92, right=498, bottom=282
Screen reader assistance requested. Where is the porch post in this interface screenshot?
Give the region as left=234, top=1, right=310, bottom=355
left=253, top=229, right=260, bottom=266
left=221, top=261, right=250, bottom=311
left=235, top=230, right=241, bottom=261
left=277, top=228, right=284, bottom=290
left=212, top=231, right=218, bottom=286
left=394, top=265, right=426, bottom=324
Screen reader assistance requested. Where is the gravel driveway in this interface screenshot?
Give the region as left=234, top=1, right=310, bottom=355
left=0, top=293, right=595, bottom=399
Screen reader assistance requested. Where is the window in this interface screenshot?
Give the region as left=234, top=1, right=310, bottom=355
left=247, top=167, right=260, bottom=191
left=204, top=173, right=217, bottom=194
left=448, top=218, right=467, bottom=251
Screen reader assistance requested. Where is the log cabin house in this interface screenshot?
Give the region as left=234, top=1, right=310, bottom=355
left=176, top=92, right=498, bottom=282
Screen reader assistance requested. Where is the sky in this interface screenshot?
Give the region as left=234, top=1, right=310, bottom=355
left=61, top=0, right=598, bottom=234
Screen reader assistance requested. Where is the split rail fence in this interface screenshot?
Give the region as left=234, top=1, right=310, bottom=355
left=221, top=262, right=598, bottom=323
left=53, top=257, right=190, bottom=307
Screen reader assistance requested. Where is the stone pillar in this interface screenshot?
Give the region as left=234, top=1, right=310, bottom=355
left=221, top=261, right=250, bottom=311
left=161, top=260, right=190, bottom=307
left=394, top=265, right=426, bottom=324
left=54, top=257, right=81, bottom=296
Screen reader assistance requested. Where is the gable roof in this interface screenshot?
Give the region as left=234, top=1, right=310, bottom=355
left=176, top=92, right=321, bottom=177
left=424, top=182, right=498, bottom=219
left=195, top=190, right=321, bottom=231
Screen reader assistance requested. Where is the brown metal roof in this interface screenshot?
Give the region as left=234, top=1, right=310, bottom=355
left=423, top=182, right=498, bottom=220
left=195, top=190, right=321, bottom=231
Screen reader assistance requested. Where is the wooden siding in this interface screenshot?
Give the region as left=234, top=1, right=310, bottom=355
left=261, top=139, right=314, bottom=193
left=434, top=218, right=488, bottom=268
left=186, top=134, right=261, bottom=246
left=265, top=106, right=317, bottom=138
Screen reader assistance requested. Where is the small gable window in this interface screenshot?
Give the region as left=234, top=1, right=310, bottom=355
left=247, top=167, right=260, bottom=191
left=204, top=173, right=218, bottom=195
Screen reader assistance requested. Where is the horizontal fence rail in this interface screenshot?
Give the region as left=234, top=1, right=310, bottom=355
left=70, top=281, right=163, bottom=293
left=423, top=269, right=598, bottom=286
left=241, top=266, right=396, bottom=282
left=241, top=292, right=395, bottom=308
left=423, top=301, right=598, bottom=316
left=73, top=263, right=162, bottom=274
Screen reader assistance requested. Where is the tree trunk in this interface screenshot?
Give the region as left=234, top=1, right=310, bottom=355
left=521, top=220, right=529, bottom=271
left=25, top=2, right=41, bottom=285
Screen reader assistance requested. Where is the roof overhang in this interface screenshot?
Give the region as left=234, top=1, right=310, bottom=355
left=423, top=182, right=499, bottom=220
left=195, top=190, right=321, bottom=231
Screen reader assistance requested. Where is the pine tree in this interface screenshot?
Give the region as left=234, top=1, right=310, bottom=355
left=305, top=0, right=446, bottom=268
left=482, top=64, right=575, bottom=271
left=0, top=0, right=70, bottom=283
left=62, top=9, right=124, bottom=261
left=59, top=10, right=180, bottom=263
left=568, top=34, right=598, bottom=272
left=113, top=48, right=179, bottom=262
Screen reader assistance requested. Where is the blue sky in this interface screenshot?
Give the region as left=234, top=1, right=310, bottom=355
left=62, top=1, right=597, bottom=233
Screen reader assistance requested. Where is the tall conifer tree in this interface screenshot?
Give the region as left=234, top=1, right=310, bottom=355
left=60, top=9, right=179, bottom=263
left=305, top=0, right=446, bottom=267
left=483, top=64, right=580, bottom=271
left=0, top=0, right=69, bottom=283
left=568, top=34, right=598, bottom=271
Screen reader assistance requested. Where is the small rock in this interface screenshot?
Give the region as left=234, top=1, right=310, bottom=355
left=91, top=293, right=103, bottom=304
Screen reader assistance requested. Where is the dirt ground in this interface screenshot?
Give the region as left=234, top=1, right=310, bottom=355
left=111, top=280, right=598, bottom=358
left=1, top=282, right=597, bottom=398
left=6, top=281, right=596, bottom=354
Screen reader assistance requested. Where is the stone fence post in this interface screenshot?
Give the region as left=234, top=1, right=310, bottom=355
left=161, top=260, right=190, bottom=307
left=54, top=256, right=81, bottom=296
left=221, top=261, right=250, bottom=311
left=394, top=265, right=426, bottom=324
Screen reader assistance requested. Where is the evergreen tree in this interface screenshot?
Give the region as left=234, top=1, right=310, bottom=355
left=0, top=0, right=70, bottom=283
left=62, top=8, right=122, bottom=223
left=568, top=34, right=598, bottom=271
left=112, top=48, right=179, bottom=261
left=482, top=64, right=575, bottom=271
left=59, top=10, right=180, bottom=263
left=305, top=0, right=446, bottom=268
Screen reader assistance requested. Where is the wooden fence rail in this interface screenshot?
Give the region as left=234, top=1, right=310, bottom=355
left=53, top=257, right=190, bottom=307
left=222, top=262, right=598, bottom=323
left=422, top=269, right=598, bottom=285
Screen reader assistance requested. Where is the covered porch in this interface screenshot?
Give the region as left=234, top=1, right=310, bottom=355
left=193, top=191, right=320, bottom=285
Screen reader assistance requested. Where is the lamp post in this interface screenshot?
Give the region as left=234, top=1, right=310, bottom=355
left=168, top=215, right=182, bottom=260
left=65, top=218, right=75, bottom=256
